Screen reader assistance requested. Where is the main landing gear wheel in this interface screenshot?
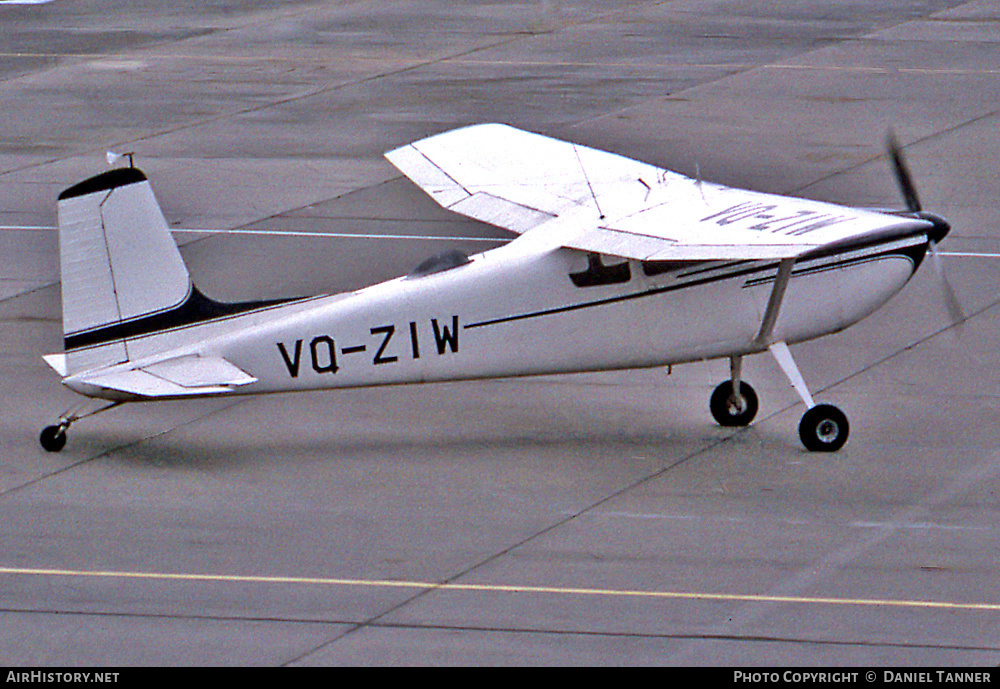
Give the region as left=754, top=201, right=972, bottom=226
left=40, top=425, right=68, bottom=453
left=799, top=404, right=849, bottom=452
left=710, top=380, right=759, bottom=427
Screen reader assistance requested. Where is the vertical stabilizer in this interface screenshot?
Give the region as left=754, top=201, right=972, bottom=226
left=56, top=168, right=191, bottom=374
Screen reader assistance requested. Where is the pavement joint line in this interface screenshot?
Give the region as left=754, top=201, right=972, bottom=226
left=0, top=0, right=666, bottom=182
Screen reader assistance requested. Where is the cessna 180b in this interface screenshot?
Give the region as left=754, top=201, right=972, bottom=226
left=40, top=124, right=959, bottom=453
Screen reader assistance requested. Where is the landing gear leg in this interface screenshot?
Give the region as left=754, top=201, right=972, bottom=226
left=39, top=401, right=124, bottom=453
left=768, top=342, right=849, bottom=452
left=710, top=356, right=759, bottom=427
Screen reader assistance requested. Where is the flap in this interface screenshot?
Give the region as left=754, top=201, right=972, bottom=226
left=448, top=192, right=555, bottom=234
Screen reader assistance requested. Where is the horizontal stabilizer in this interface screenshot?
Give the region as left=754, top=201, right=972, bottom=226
left=42, top=353, right=69, bottom=377
left=67, top=355, right=257, bottom=399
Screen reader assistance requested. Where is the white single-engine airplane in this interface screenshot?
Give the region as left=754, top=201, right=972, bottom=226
left=40, top=124, right=959, bottom=453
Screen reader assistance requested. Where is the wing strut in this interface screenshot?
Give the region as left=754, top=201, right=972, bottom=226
left=768, top=341, right=816, bottom=410
left=752, top=257, right=817, bottom=409
left=754, top=257, right=795, bottom=346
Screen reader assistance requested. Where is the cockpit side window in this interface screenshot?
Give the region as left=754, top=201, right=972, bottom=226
left=570, top=253, right=631, bottom=288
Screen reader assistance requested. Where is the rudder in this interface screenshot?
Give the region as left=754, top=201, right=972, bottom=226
left=56, top=167, right=191, bottom=374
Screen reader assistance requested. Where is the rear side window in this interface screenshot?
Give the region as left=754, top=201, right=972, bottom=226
left=410, top=249, right=471, bottom=278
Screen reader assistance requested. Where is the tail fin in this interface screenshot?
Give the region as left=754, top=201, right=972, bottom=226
left=56, top=167, right=191, bottom=374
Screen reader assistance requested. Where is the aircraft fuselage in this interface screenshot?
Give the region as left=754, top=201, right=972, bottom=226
left=64, top=224, right=929, bottom=400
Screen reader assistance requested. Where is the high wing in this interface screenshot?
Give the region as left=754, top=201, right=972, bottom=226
left=386, top=123, right=928, bottom=260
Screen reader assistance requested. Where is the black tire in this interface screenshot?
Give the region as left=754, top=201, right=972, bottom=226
left=799, top=404, right=849, bottom=452
left=710, top=380, right=759, bottom=427
left=40, top=425, right=67, bottom=453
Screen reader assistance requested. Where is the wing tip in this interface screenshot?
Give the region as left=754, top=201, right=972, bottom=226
left=389, top=122, right=519, bottom=154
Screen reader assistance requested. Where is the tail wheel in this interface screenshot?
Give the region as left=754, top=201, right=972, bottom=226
left=799, top=404, right=849, bottom=452
left=710, top=380, right=758, bottom=427
left=40, top=425, right=67, bottom=453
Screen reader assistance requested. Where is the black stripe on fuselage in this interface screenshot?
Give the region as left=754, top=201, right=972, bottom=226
left=464, top=234, right=928, bottom=331
left=64, top=287, right=303, bottom=351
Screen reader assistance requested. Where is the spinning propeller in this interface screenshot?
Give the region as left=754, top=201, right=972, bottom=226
left=886, top=131, right=965, bottom=328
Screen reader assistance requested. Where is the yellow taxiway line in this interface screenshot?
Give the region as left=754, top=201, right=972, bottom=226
left=2, top=565, right=998, bottom=613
